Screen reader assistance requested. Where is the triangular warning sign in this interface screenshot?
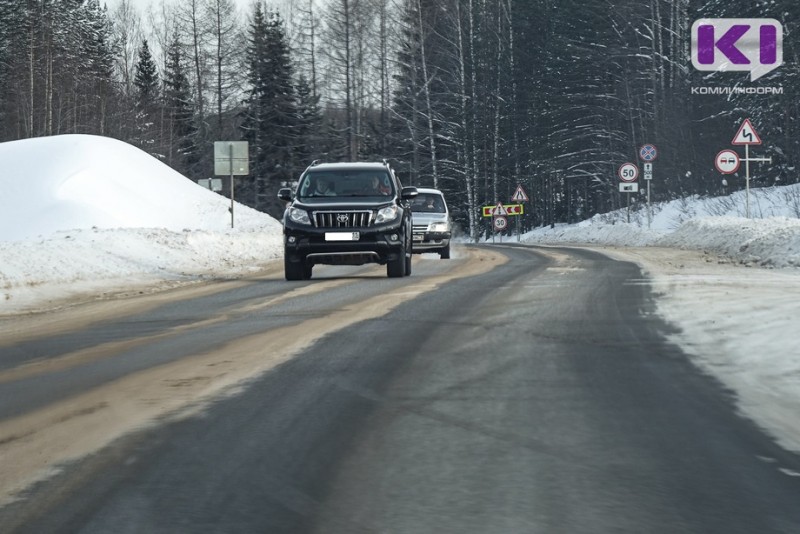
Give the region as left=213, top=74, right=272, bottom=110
left=511, top=184, right=529, bottom=202
left=732, top=118, right=762, bottom=146
left=492, top=201, right=508, bottom=216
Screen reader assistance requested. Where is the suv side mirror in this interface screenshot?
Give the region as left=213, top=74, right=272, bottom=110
left=278, top=188, right=293, bottom=202
left=400, top=186, right=419, bottom=201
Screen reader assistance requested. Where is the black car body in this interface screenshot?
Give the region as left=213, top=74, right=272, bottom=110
left=278, top=162, right=418, bottom=280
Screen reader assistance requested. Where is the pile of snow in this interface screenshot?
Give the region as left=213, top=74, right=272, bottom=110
left=520, top=184, right=800, bottom=268
left=0, top=135, right=282, bottom=313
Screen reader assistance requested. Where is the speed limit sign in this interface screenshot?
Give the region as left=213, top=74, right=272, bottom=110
left=493, top=216, right=508, bottom=231
left=618, top=162, right=639, bottom=183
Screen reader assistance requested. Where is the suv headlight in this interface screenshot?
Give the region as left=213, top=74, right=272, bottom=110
left=429, top=222, right=449, bottom=232
left=375, top=205, right=399, bottom=224
left=288, top=207, right=311, bottom=225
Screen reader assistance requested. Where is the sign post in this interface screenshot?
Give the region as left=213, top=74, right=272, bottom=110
left=618, top=162, right=639, bottom=223
left=511, top=184, right=529, bottom=242
left=214, top=141, right=249, bottom=228
left=639, top=144, right=657, bottom=228
left=729, top=119, right=771, bottom=218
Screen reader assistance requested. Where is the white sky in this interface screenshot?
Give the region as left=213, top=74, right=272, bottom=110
left=103, top=0, right=293, bottom=17
left=1, top=133, right=799, bottom=459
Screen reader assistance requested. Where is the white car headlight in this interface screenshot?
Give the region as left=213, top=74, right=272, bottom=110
left=429, top=222, right=449, bottom=232
left=375, top=205, right=399, bottom=224
left=288, top=207, right=311, bottom=225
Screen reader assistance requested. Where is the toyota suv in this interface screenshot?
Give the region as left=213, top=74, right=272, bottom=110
left=278, top=161, right=418, bottom=280
left=411, top=188, right=451, bottom=259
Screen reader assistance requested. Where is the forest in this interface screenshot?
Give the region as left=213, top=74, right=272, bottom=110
left=0, top=0, right=797, bottom=238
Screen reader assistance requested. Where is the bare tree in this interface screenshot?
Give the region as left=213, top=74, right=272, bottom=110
left=111, top=0, right=142, bottom=98
left=204, top=0, right=240, bottom=138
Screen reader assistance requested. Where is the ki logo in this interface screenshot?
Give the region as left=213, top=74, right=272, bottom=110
left=691, top=19, right=783, bottom=81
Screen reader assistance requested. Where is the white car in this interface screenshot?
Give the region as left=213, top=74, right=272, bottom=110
left=411, top=188, right=451, bottom=259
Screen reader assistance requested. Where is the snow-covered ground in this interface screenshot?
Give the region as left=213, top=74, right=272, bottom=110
left=1, top=134, right=799, bottom=454
left=0, top=135, right=284, bottom=313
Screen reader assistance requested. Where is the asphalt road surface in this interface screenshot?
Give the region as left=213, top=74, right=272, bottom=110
left=1, top=245, right=799, bottom=533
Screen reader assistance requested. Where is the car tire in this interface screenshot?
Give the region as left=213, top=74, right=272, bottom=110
left=387, top=246, right=406, bottom=278
left=285, top=254, right=306, bottom=281
left=440, top=243, right=451, bottom=259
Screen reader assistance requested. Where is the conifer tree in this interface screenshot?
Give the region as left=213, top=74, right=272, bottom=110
left=163, top=30, right=197, bottom=176
left=133, top=39, right=160, bottom=152
left=240, top=5, right=298, bottom=216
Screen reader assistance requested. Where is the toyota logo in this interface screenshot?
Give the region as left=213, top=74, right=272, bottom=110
left=337, top=214, right=349, bottom=224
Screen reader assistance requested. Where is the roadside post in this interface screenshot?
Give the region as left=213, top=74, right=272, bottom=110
left=729, top=119, right=771, bottom=218
left=639, top=144, right=657, bottom=228
left=618, top=162, right=639, bottom=223
left=493, top=201, right=507, bottom=243
left=214, top=141, right=249, bottom=228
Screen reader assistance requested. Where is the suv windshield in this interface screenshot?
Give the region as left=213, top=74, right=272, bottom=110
left=298, top=170, right=393, bottom=199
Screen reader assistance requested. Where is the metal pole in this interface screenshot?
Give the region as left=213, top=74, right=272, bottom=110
left=745, top=143, right=750, bottom=219
left=626, top=192, right=630, bottom=223
left=647, top=176, right=651, bottom=229
left=229, top=143, right=235, bottom=229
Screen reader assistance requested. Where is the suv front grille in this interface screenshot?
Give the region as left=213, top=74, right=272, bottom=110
left=314, top=210, right=374, bottom=228
left=413, top=224, right=428, bottom=233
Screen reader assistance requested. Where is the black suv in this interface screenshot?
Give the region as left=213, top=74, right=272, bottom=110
left=278, top=161, right=418, bottom=280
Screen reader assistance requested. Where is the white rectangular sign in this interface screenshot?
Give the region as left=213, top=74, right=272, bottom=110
left=214, top=141, right=249, bottom=176
left=619, top=183, right=639, bottom=193
left=198, top=178, right=223, bottom=191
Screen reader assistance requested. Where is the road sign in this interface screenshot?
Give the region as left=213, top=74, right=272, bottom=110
left=639, top=144, right=658, bottom=162
left=732, top=118, right=762, bottom=145
left=482, top=204, right=523, bottom=217
left=511, top=184, right=529, bottom=202
left=643, top=171, right=653, bottom=181
left=715, top=149, right=741, bottom=174
left=618, top=162, right=639, bottom=182
left=619, top=183, right=639, bottom=193
left=493, top=216, right=508, bottom=231
left=644, top=163, right=653, bottom=172
left=214, top=141, right=249, bottom=175
left=198, top=178, right=223, bottom=192
left=492, top=201, right=508, bottom=216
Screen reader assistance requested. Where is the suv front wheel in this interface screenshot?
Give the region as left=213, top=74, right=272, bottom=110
left=285, top=254, right=312, bottom=281
left=386, top=244, right=406, bottom=277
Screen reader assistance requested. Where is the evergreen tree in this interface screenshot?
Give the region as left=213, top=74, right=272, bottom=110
left=294, top=74, right=323, bottom=165
left=134, top=39, right=159, bottom=105
left=240, top=5, right=298, bottom=217
left=133, top=39, right=160, bottom=152
left=163, top=30, right=198, bottom=176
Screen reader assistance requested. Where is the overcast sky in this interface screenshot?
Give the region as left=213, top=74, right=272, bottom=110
left=103, top=0, right=293, bottom=17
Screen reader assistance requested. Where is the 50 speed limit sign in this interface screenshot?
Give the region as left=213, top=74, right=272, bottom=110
left=618, top=162, right=639, bottom=183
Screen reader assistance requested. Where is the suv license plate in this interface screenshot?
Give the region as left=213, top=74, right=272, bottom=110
left=325, top=232, right=360, bottom=241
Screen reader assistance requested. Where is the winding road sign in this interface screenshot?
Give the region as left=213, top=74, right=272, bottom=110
left=732, top=118, right=762, bottom=145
